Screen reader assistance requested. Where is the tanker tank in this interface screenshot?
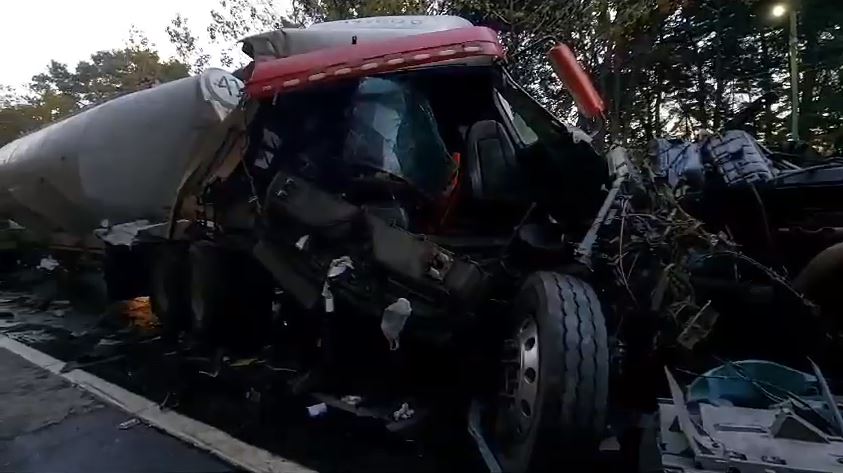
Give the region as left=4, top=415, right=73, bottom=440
left=0, top=68, right=244, bottom=246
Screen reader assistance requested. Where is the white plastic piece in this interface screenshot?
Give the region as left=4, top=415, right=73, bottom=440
left=322, top=282, right=334, bottom=313
left=341, top=395, right=363, bottom=406
left=295, top=235, right=310, bottom=250
left=306, top=403, right=328, bottom=417
left=37, top=256, right=59, bottom=271
left=393, top=402, right=415, bottom=421
left=327, top=256, right=354, bottom=279
left=93, top=219, right=153, bottom=246
left=380, top=298, right=412, bottom=351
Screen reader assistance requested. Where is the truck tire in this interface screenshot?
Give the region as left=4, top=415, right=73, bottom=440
left=188, top=241, right=227, bottom=348
left=149, top=244, right=190, bottom=340
left=104, top=244, right=150, bottom=301
left=494, top=272, right=609, bottom=472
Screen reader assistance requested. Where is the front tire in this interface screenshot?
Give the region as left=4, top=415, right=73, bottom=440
left=494, top=272, right=609, bottom=472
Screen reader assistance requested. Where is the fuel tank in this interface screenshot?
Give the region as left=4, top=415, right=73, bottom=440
left=0, top=69, right=243, bottom=240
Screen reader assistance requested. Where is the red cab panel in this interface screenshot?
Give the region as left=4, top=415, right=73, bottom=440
left=247, top=26, right=505, bottom=99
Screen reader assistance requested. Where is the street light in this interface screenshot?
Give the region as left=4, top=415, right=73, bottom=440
left=772, top=3, right=800, bottom=140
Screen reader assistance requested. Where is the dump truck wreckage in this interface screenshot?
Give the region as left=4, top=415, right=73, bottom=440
left=0, top=15, right=838, bottom=472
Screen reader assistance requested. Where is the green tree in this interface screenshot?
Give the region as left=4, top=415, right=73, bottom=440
left=207, top=0, right=294, bottom=67
left=167, top=14, right=212, bottom=74
left=0, top=31, right=189, bottom=147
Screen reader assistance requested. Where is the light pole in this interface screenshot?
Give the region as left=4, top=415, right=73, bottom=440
left=773, top=3, right=800, bottom=141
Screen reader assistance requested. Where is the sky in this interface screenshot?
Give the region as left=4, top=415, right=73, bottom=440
left=0, top=0, right=287, bottom=89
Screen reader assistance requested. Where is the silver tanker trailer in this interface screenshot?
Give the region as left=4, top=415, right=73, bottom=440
left=0, top=68, right=244, bottom=251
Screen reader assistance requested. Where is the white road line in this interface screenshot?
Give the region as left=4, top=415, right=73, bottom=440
left=0, top=334, right=315, bottom=473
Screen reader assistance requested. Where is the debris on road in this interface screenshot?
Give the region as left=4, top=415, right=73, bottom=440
left=37, top=257, right=59, bottom=272
left=393, top=402, right=415, bottom=421
left=306, top=403, right=328, bottom=418
left=340, top=395, right=363, bottom=407
left=118, top=418, right=142, bottom=430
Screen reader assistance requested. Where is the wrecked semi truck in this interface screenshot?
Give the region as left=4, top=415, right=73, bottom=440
left=0, top=15, right=827, bottom=472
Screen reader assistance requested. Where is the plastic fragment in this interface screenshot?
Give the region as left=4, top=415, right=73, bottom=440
left=307, top=402, right=328, bottom=417
left=393, top=402, right=415, bottom=421
left=118, top=418, right=141, bottom=430
left=38, top=257, right=59, bottom=271
left=327, top=256, right=354, bottom=278
left=295, top=235, right=310, bottom=250
left=322, top=256, right=353, bottom=313
left=341, top=395, right=363, bottom=407
left=322, top=283, right=334, bottom=313
left=381, top=298, right=412, bottom=351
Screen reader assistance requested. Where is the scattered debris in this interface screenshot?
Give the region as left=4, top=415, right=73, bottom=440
left=393, top=402, right=415, bottom=421
left=93, top=219, right=152, bottom=246
left=341, top=395, right=364, bottom=407
left=381, top=298, right=411, bottom=351
left=51, top=309, right=66, bottom=318
left=307, top=402, right=328, bottom=418
left=118, top=418, right=141, bottom=430
left=295, top=235, right=310, bottom=250
left=659, top=363, right=843, bottom=472
left=327, top=256, right=354, bottom=279
left=116, top=297, right=158, bottom=332
left=37, top=257, right=59, bottom=272
left=229, top=357, right=259, bottom=368
left=321, top=257, right=355, bottom=314
left=322, top=283, right=334, bottom=313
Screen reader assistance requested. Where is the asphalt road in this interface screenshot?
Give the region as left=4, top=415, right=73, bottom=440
left=0, top=280, right=488, bottom=473
left=0, top=345, right=232, bottom=472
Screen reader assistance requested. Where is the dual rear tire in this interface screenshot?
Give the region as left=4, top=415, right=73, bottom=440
left=150, top=242, right=272, bottom=350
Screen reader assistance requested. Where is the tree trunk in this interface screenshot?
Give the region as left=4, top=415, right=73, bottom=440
left=713, top=8, right=724, bottom=130
left=696, top=61, right=709, bottom=129
left=799, top=31, right=819, bottom=140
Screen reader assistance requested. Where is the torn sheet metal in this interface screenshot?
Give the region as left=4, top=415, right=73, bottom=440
left=658, top=365, right=843, bottom=472
left=381, top=298, right=411, bottom=350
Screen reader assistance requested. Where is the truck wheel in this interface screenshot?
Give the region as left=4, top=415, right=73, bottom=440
left=188, top=242, right=227, bottom=347
left=149, top=244, right=190, bottom=340
left=494, top=272, right=609, bottom=472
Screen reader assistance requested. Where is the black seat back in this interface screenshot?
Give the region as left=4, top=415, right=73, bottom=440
left=465, top=120, right=524, bottom=202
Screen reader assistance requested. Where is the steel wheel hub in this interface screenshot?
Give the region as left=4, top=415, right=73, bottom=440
left=500, top=317, right=540, bottom=437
